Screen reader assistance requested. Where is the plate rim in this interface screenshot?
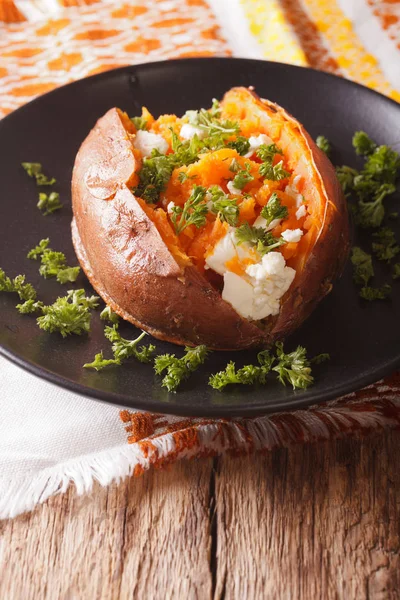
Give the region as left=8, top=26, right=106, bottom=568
left=1, top=56, right=399, bottom=417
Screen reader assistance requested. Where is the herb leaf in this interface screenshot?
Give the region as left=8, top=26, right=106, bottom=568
left=104, top=325, right=155, bottom=363
left=372, top=227, right=400, bottom=263
left=154, top=345, right=209, bottom=392
left=236, top=222, right=286, bottom=254
left=21, top=162, right=56, bottom=186
left=37, top=289, right=99, bottom=337
left=131, top=116, right=148, bottom=131
left=352, top=131, right=376, bottom=156
left=351, top=247, right=374, bottom=286
left=227, top=136, right=251, bottom=156
left=209, top=350, right=274, bottom=391
left=171, top=185, right=208, bottom=235
left=316, top=135, right=331, bottom=156
left=232, top=163, right=254, bottom=190
left=100, top=306, right=120, bottom=324
left=359, top=284, right=392, bottom=301
left=260, top=192, right=289, bottom=226
left=272, top=342, right=314, bottom=389
left=0, top=268, right=37, bottom=301
left=28, top=238, right=80, bottom=284
left=208, top=185, right=239, bottom=226
left=37, top=191, right=63, bottom=215
left=393, top=263, right=400, bottom=280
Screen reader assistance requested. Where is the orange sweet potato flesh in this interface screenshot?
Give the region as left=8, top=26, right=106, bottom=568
left=71, top=87, right=349, bottom=350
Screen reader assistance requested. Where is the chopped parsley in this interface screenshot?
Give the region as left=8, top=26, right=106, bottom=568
left=171, top=185, right=208, bottom=235
left=27, top=238, right=80, bottom=284
left=359, top=285, right=392, bottom=301
left=208, top=186, right=239, bottom=226
left=352, top=131, right=376, bottom=156
left=371, top=227, right=400, bottom=263
left=37, top=289, right=99, bottom=337
left=236, top=222, right=286, bottom=255
left=337, top=132, right=400, bottom=228
left=209, top=349, right=273, bottom=391
left=154, top=345, right=209, bottom=392
left=0, top=268, right=37, bottom=301
left=37, top=191, right=63, bottom=215
left=272, top=342, right=314, bottom=389
left=84, top=324, right=155, bottom=370
left=232, top=163, right=254, bottom=190
left=131, top=116, right=148, bottom=131
left=227, top=136, right=251, bottom=156
left=316, top=135, right=331, bottom=156
left=100, top=306, right=120, bottom=324
left=21, top=162, right=56, bottom=186
left=256, top=144, right=289, bottom=181
left=351, top=247, right=374, bottom=286
left=260, top=192, right=289, bottom=227
left=104, top=325, right=155, bottom=363
left=392, top=263, right=400, bottom=280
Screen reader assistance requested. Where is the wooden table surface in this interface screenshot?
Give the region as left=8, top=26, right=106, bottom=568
left=1, top=429, right=399, bottom=600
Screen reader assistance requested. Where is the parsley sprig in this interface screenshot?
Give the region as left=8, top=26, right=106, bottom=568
left=337, top=131, right=400, bottom=228
left=28, top=238, right=80, bottom=284
left=257, top=144, right=290, bottom=181
left=36, top=290, right=99, bottom=337
left=37, top=192, right=63, bottom=216
left=372, top=228, right=400, bottom=263
left=272, top=342, right=313, bottom=389
left=208, top=186, right=239, bottom=226
left=236, top=222, right=286, bottom=255
left=316, top=135, right=331, bottom=156
left=351, top=247, right=392, bottom=301
left=21, top=162, right=56, bottom=186
left=209, top=350, right=273, bottom=391
left=260, top=192, right=289, bottom=227
left=154, top=345, right=209, bottom=392
left=0, top=268, right=37, bottom=302
left=171, top=185, right=208, bottom=235
left=232, top=163, right=254, bottom=190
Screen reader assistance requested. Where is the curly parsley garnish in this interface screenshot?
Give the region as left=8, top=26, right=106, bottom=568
left=209, top=350, right=273, bottom=391
left=0, top=268, right=37, bottom=301
left=256, top=144, right=289, bottom=181
left=392, top=263, right=400, bottom=280
left=371, top=228, right=400, bottom=263
left=171, top=185, right=208, bottom=235
left=232, top=163, right=254, bottom=190
left=27, top=238, right=80, bottom=284
left=227, top=136, right=251, bottom=156
left=272, top=342, right=314, bottom=389
left=37, top=191, right=63, bottom=215
left=37, top=290, right=99, bottom=337
left=100, top=306, right=120, bottom=324
left=208, top=186, right=239, bottom=226
left=260, top=192, right=289, bottom=227
left=351, top=247, right=392, bottom=300
left=316, top=135, right=331, bottom=156
left=21, top=162, right=56, bottom=186
left=154, top=345, right=209, bottom=392
left=131, top=116, right=148, bottom=131
left=236, top=222, right=286, bottom=255
left=337, top=131, right=400, bottom=228
left=84, top=324, right=155, bottom=371
left=351, top=247, right=374, bottom=287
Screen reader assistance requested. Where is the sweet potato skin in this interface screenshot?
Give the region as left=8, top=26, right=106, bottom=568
left=71, top=88, right=349, bottom=349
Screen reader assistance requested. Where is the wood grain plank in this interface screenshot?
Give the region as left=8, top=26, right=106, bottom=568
left=0, top=459, right=214, bottom=600
left=215, top=430, right=400, bottom=600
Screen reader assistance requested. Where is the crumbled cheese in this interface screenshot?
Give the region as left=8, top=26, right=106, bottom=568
left=227, top=181, right=242, bottom=196
left=222, top=252, right=295, bottom=320
left=180, top=123, right=206, bottom=140
left=245, top=134, right=273, bottom=158
left=206, top=229, right=296, bottom=320
left=205, top=229, right=256, bottom=275
left=296, top=204, right=307, bottom=220
left=253, top=215, right=281, bottom=231
left=133, top=130, right=169, bottom=158
left=285, top=175, right=303, bottom=207
left=167, top=201, right=175, bottom=214
left=281, top=228, right=303, bottom=243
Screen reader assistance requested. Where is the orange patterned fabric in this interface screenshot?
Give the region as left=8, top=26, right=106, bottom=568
left=0, top=0, right=230, bottom=117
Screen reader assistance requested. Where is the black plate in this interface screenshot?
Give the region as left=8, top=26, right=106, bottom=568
left=0, top=58, right=399, bottom=417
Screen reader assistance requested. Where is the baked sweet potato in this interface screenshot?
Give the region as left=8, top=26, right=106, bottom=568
left=71, top=87, right=349, bottom=350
